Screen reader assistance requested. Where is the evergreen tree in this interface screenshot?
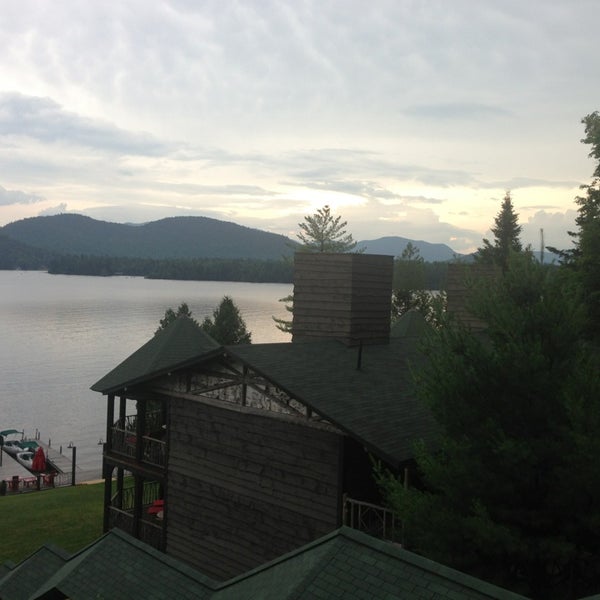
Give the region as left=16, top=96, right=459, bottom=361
left=200, top=296, right=252, bottom=345
left=377, top=256, right=600, bottom=599
left=272, top=293, right=294, bottom=334
left=476, top=191, right=523, bottom=270
left=548, top=113, right=600, bottom=337
left=573, top=112, right=600, bottom=337
left=274, top=205, right=359, bottom=334
left=391, top=242, right=445, bottom=326
left=156, top=302, right=196, bottom=334
left=297, top=205, right=358, bottom=253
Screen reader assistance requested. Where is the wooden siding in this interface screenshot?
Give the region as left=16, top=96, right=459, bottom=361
left=292, top=253, right=394, bottom=346
left=446, top=263, right=499, bottom=331
left=166, top=395, right=343, bottom=581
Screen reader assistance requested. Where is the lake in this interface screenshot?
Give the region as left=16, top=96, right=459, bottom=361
left=0, top=271, right=292, bottom=477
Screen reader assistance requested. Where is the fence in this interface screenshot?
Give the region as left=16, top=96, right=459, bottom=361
left=342, top=495, right=402, bottom=544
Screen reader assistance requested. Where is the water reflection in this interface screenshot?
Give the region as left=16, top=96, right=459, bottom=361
left=0, top=271, right=292, bottom=472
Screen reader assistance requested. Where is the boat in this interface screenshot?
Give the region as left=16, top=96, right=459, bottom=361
left=2, top=440, right=24, bottom=455
left=16, top=451, right=35, bottom=470
left=2, top=439, right=39, bottom=456
left=1, top=429, right=24, bottom=455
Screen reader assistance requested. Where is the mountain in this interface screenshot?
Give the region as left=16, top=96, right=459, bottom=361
left=358, top=236, right=464, bottom=262
left=0, top=234, right=54, bottom=269
left=1, top=214, right=296, bottom=261
left=2, top=214, right=468, bottom=263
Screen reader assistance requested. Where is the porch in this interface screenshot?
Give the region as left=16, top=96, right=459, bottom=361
left=342, top=495, right=401, bottom=545
left=107, top=479, right=165, bottom=550
left=109, top=412, right=166, bottom=469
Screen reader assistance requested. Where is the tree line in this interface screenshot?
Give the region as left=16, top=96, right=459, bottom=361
left=46, top=255, right=294, bottom=283
left=376, top=112, right=600, bottom=599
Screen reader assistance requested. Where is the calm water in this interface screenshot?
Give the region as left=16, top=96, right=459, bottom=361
left=0, top=271, right=292, bottom=475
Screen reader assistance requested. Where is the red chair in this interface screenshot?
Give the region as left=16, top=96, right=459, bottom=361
left=147, top=499, right=164, bottom=515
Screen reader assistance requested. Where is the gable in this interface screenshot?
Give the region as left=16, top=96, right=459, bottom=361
left=228, top=337, right=437, bottom=467
left=91, top=316, right=222, bottom=394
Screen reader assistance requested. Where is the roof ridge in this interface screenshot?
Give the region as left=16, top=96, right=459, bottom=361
left=336, top=527, right=529, bottom=599
left=286, top=542, right=342, bottom=600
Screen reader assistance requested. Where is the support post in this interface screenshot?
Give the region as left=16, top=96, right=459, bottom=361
left=68, top=442, right=77, bottom=486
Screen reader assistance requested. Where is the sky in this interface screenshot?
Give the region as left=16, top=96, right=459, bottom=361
left=1, top=1, right=599, bottom=254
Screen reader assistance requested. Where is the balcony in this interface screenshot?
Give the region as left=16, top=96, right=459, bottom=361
left=342, top=495, right=401, bottom=544
left=108, top=480, right=164, bottom=550
left=109, top=412, right=166, bottom=469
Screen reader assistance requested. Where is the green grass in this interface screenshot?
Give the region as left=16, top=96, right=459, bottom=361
left=0, top=483, right=104, bottom=565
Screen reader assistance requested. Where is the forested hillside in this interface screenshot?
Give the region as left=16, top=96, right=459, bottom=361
left=1, top=214, right=296, bottom=260
left=0, top=234, right=53, bottom=269
left=360, top=236, right=464, bottom=262
left=1, top=213, right=460, bottom=286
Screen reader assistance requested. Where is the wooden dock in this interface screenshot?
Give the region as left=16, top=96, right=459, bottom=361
left=0, top=440, right=74, bottom=481
left=0, top=453, right=31, bottom=482
left=1, top=438, right=102, bottom=490
left=43, top=442, right=73, bottom=474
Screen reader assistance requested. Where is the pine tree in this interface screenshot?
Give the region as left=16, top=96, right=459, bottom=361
left=574, top=112, right=600, bottom=337
left=297, top=205, right=357, bottom=253
left=377, top=256, right=600, bottom=598
left=392, top=242, right=439, bottom=325
left=548, top=112, right=600, bottom=337
left=201, top=296, right=252, bottom=345
left=156, top=302, right=195, bottom=334
left=476, top=191, right=523, bottom=270
left=274, top=205, right=359, bottom=334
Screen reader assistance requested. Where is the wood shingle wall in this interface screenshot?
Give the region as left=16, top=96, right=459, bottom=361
left=446, top=263, right=499, bottom=330
left=292, top=253, right=394, bottom=346
left=166, top=395, right=342, bottom=580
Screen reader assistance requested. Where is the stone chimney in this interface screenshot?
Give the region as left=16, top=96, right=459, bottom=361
left=292, top=253, right=394, bottom=346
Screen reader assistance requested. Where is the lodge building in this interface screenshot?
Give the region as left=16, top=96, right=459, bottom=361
left=91, top=252, right=438, bottom=580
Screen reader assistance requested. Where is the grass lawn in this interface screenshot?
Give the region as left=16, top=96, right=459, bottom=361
left=0, top=483, right=104, bottom=565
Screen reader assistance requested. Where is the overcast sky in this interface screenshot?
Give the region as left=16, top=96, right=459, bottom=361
left=1, top=1, right=598, bottom=253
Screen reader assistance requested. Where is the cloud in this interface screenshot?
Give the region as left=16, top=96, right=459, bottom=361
left=152, top=182, right=276, bottom=197
left=0, top=184, right=45, bottom=206
left=521, top=209, right=577, bottom=252
left=280, top=149, right=477, bottom=188
left=38, top=203, right=67, bottom=216
left=403, top=103, right=512, bottom=120
left=0, top=1, right=597, bottom=249
left=0, top=93, right=170, bottom=156
left=482, top=177, right=582, bottom=190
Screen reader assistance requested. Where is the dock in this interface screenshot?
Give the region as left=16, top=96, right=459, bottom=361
left=1, top=439, right=101, bottom=490
left=0, top=454, right=32, bottom=482
left=43, top=442, right=74, bottom=474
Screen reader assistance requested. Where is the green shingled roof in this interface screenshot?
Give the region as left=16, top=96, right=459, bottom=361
left=30, top=527, right=217, bottom=600
left=229, top=335, right=437, bottom=467
left=91, top=312, right=436, bottom=466
left=0, top=544, right=70, bottom=600
left=7, top=527, right=528, bottom=599
left=390, top=309, right=433, bottom=338
left=91, top=316, right=222, bottom=394
left=216, top=526, right=528, bottom=600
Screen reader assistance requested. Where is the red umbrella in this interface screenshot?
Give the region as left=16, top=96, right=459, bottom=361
left=31, top=447, right=46, bottom=472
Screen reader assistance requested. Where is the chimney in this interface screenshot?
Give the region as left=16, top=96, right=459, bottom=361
left=445, top=263, right=499, bottom=331
left=292, top=253, right=394, bottom=346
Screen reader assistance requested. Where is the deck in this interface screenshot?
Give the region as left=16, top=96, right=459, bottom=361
left=0, top=439, right=84, bottom=492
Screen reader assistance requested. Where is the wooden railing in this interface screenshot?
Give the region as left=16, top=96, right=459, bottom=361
left=108, top=480, right=164, bottom=550
left=110, top=413, right=166, bottom=468
left=111, top=480, right=161, bottom=510
left=0, top=472, right=69, bottom=494
left=110, top=427, right=136, bottom=459
left=343, top=495, right=401, bottom=544
left=142, top=435, right=166, bottom=467
left=108, top=507, right=164, bottom=550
